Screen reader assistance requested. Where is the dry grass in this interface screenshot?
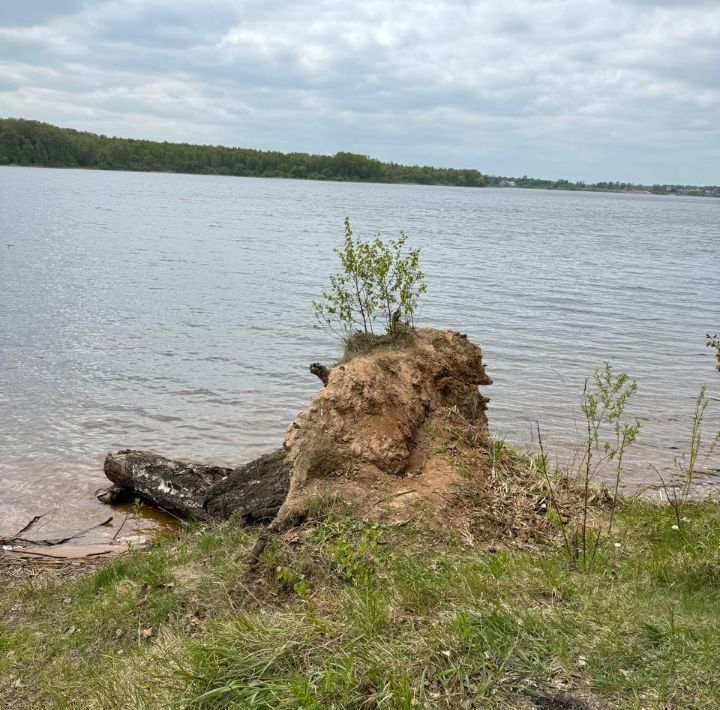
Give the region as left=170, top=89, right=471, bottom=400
left=342, top=327, right=415, bottom=360
left=387, top=407, right=612, bottom=551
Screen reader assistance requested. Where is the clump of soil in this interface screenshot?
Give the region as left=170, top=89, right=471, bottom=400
left=272, top=328, right=493, bottom=530
left=273, top=327, right=604, bottom=545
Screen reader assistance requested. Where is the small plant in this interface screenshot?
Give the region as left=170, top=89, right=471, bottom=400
left=420, top=418, right=436, bottom=438
left=538, top=364, right=639, bottom=570
left=489, top=436, right=508, bottom=473
left=275, top=565, right=312, bottom=597
left=131, top=497, right=143, bottom=518
left=655, top=385, right=720, bottom=526
left=579, top=363, right=640, bottom=569
left=313, top=217, right=426, bottom=340
left=111, top=497, right=144, bottom=544
left=535, top=424, right=573, bottom=561
left=326, top=526, right=383, bottom=585
left=707, top=333, right=720, bottom=372
left=678, top=385, right=712, bottom=499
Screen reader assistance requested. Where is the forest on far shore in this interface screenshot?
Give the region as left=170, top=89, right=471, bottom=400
left=0, top=118, right=487, bottom=187
left=1, top=118, right=717, bottom=196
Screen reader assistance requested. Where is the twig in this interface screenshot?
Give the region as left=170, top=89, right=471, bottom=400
left=13, top=517, right=114, bottom=547
left=112, top=511, right=132, bottom=542
left=0, top=513, right=52, bottom=545
left=651, top=464, right=681, bottom=526
left=6, top=548, right=112, bottom=559
left=373, top=489, right=417, bottom=506
left=390, top=515, right=419, bottom=527
left=153, top=503, right=190, bottom=526
left=15, top=513, right=49, bottom=536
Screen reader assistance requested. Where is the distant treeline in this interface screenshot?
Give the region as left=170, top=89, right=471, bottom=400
left=487, top=174, right=720, bottom=198
left=0, top=118, right=487, bottom=187
left=2, top=118, right=717, bottom=196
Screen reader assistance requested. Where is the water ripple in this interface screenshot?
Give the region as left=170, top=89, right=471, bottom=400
left=1, top=167, right=718, bottom=530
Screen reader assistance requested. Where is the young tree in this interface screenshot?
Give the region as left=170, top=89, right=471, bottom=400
left=313, top=217, right=426, bottom=339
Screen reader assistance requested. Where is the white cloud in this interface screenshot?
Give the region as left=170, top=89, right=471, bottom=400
left=0, top=0, right=718, bottom=183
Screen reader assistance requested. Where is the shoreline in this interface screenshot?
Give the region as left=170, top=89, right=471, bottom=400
left=3, top=330, right=720, bottom=707
left=3, top=483, right=720, bottom=707
left=3, top=162, right=719, bottom=199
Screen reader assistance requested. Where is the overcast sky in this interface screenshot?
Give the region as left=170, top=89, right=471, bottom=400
left=1, top=0, right=718, bottom=183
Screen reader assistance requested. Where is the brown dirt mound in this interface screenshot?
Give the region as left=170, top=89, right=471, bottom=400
left=275, top=402, right=607, bottom=550
left=272, top=328, right=493, bottom=530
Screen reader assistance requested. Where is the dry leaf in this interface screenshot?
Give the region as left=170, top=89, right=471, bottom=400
left=142, top=627, right=153, bottom=638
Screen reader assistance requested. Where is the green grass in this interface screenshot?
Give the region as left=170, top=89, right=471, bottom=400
left=3, top=500, right=720, bottom=708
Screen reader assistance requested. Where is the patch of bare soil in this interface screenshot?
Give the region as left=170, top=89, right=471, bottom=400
left=0, top=555, right=94, bottom=584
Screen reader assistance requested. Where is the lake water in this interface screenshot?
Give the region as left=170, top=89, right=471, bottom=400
left=1, top=166, right=718, bottom=536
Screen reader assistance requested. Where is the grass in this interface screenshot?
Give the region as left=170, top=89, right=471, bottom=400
left=342, top=327, right=414, bottom=360
left=3, top=498, right=720, bottom=708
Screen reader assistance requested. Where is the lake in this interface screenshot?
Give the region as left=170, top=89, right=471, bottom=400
left=1, top=166, right=718, bottom=535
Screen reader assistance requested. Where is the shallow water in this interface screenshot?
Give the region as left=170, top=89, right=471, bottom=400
left=1, top=166, right=718, bottom=534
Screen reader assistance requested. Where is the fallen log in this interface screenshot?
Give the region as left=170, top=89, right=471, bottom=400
left=203, top=449, right=291, bottom=521
left=101, top=448, right=290, bottom=522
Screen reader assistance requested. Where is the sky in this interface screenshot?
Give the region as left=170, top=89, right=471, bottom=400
left=0, top=0, right=719, bottom=184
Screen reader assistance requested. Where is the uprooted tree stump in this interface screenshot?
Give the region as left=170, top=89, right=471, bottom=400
left=100, top=328, right=492, bottom=529
left=272, top=328, right=492, bottom=529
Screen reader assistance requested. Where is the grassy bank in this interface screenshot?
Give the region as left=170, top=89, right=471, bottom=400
left=2, top=492, right=720, bottom=708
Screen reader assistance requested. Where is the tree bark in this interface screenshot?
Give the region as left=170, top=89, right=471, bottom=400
left=309, top=362, right=330, bottom=386
left=101, top=448, right=290, bottom=522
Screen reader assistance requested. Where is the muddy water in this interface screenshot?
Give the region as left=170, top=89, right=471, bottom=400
left=1, top=166, right=718, bottom=536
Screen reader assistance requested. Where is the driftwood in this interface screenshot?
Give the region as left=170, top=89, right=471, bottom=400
left=1, top=514, right=114, bottom=547
left=101, top=448, right=290, bottom=522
